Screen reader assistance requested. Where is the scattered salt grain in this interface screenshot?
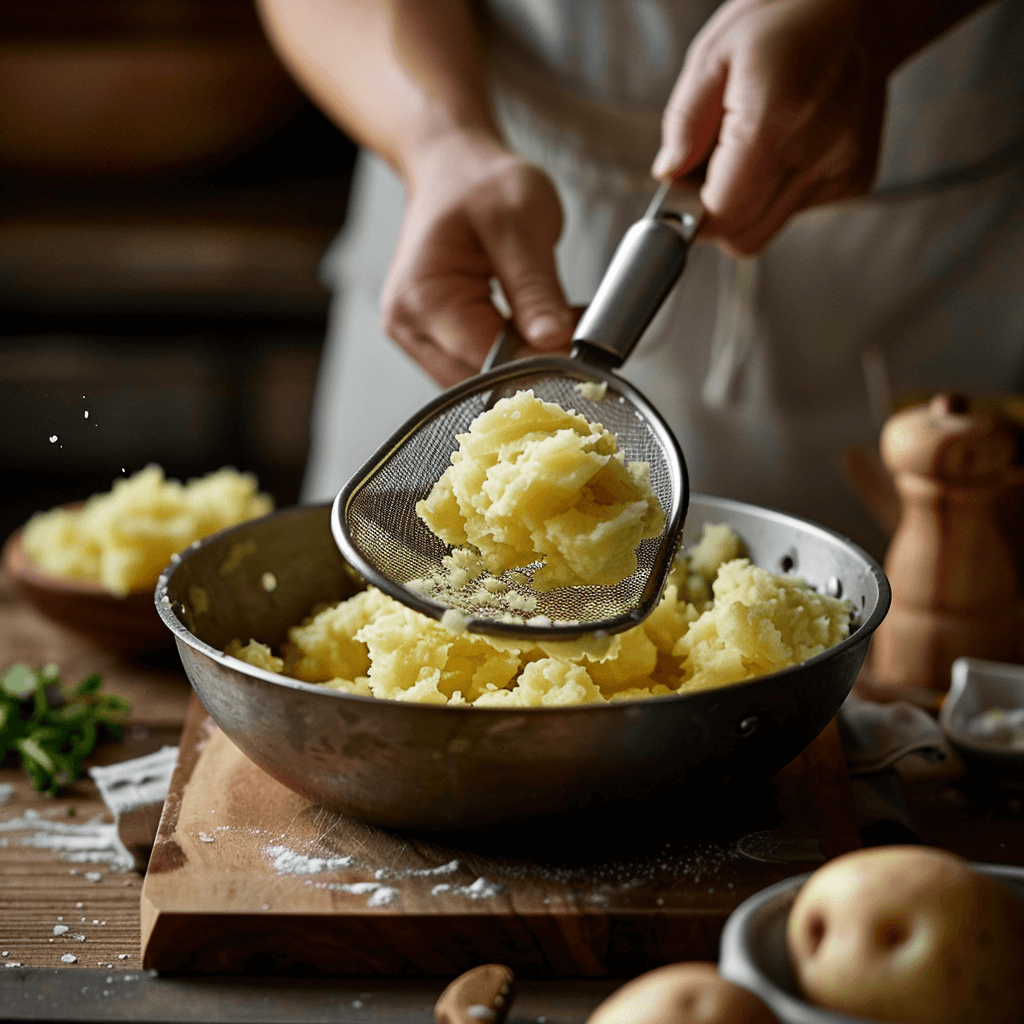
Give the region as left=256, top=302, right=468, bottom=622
left=53, top=925, right=69, bottom=936
left=5, top=962, right=23, bottom=968
left=199, top=833, right=215, bottom=843
left=61, top=954, right=77, bottom=964
left=84, top=872, right=102, bottom=882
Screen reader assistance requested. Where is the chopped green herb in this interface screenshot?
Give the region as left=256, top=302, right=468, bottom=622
left=0, top=664, right=130, bottom=796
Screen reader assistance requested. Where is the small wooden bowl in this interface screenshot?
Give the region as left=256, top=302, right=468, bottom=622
left=2, top=523, right=173, bottom=657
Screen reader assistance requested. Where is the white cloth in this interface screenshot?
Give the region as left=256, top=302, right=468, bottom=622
left=302, top=0, right=1024, bottom=560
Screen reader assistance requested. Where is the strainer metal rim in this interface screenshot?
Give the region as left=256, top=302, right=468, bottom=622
left=331, top=353, right=689, bottom=639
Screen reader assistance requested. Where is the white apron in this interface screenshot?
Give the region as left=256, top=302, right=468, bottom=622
left=302, top=0, right=1024, bottom=559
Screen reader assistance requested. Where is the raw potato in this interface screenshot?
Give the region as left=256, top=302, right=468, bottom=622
left=586, top=962, right=779, bottom=1024
left=787, top=846, right=1024, bottom=1024
left=416, top=389, right=665, bottom=591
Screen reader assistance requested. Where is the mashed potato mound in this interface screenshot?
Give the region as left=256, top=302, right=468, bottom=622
left=415, top=389, right=665, bottom=591
left=227, top=523, right=852, bottom=707
left=23, top=464, right=273, bottom=596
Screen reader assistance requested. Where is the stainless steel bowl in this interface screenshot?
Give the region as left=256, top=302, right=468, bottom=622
left=718, top=863, right=1024, bottom=1024
left=155, top=495, right=890, bottom=830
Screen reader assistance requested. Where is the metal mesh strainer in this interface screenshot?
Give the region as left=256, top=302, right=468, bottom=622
left=332, top=183, right=702, bottom=639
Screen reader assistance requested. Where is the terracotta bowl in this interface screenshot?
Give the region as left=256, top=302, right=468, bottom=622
left=2, top=519, right=171, bottom=657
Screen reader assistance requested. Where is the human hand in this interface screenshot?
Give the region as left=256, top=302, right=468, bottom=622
left=652, top=0, right=889, bottom=255
left=382, top=131, right=574, bottom=387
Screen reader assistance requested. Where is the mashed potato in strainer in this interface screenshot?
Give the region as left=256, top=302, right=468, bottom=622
left=226, top=523, right=853, bottom=707
left=23, top=464, right=273, bottom=597
left=415, top=389, right=665, bottom=591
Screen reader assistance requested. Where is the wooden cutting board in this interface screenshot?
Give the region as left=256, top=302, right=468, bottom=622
left=141, top=694, right=860, bottom=977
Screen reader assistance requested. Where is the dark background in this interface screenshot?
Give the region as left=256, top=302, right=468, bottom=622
left=1, top=0, right=358, bottom=543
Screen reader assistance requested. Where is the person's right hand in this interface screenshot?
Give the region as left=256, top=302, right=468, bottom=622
left=381, top=130, right=575, bottom=387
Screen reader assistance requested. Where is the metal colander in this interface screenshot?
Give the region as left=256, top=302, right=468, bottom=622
left=332, top=182, right=702, bottom=639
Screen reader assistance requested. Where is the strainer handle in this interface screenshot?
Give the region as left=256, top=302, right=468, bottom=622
left=571, top=181, right=704, bottom=368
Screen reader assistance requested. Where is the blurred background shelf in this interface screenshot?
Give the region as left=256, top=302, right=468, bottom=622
left=0, top=0, right=357, bottom=541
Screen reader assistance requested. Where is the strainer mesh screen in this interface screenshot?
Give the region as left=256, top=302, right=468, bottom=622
left=344, top=369, right=679, bottom=625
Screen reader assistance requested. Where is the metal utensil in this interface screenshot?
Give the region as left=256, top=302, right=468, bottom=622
left=155, top=496, right=890, bottom=831
left=332, top=183, right=703, bottom=640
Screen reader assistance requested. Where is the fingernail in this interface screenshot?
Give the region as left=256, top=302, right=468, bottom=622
left=651, top=147, right=677, bottom=179
left=525, top=313, right=571, bottom=346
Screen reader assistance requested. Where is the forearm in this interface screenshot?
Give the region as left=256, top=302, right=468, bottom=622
left=256, top=0, right=500, bottom=182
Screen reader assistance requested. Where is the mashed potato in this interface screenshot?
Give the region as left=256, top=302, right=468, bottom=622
left=415, top=389, right=665, bottom=591
left=226, top=523, right=852, bottom=707
left=23, top=464, right=273, bottom=596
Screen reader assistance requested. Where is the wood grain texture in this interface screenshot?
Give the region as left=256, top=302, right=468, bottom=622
left=141, top=694, right=861, bottom=977
left=0, top=570, right=191, bottom=972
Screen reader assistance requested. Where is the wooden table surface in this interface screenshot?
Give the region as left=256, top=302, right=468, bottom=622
left=1, top=566, right=1021, bottom=1022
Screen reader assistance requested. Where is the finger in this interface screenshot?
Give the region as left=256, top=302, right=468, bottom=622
left=714, top=153, right=863, bottom=256
left=388, top=317, right=483, bottom=389
left=694, top=57, right=805, bottom=241
left=652, top=53, right=727, bottom=181
left=385, top=283, right=503, bottom=378
left=479, top=221, right=574, bottom=352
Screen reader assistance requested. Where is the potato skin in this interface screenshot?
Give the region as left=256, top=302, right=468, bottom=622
left=787, top=846, right=1024, bottom=1024
left=586, top=962, right=779, bottom=1024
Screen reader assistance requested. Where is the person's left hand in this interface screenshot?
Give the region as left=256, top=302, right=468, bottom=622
left=652, top=0, right=890, bottom=255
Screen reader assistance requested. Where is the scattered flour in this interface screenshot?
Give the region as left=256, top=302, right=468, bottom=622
left=0, top=784, right=13, bottom=807
left=366, top=886, right=400, bottom=908
left=431, top=877, right=504, bottom=900
left=0, top=810, right=133, bottom=870
left=374, top=858, right=460, bottom=881
left=263, top=845, right=354, bottom=875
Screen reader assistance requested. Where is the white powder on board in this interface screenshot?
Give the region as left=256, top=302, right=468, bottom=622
left=0, top=784, right=13, bottom=807
left=374, top=858, right=460, bottom=881
left=366, top=886, right=400, bottom=907
left=431, top=877, right=504, bottom=900
left=263, top=845, right=354, bottom=875
left=0, top=810, right=133, bottom=870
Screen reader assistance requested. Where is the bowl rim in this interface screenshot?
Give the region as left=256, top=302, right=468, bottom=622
left=154, top=493, right=892, bottom=715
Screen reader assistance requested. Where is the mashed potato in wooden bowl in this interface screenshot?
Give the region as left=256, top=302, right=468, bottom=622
left=227, top=523, right=852, bottom=707
left=22, top=464, right=273, bottom=597
left=6, top=465, right=273, bottom=655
